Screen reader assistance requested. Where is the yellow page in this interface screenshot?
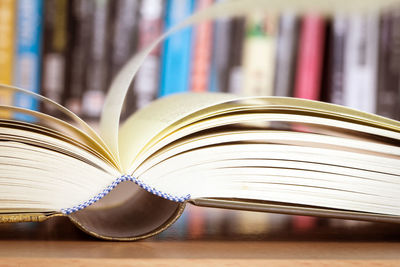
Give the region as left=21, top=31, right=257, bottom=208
left=102, top=0, right=399, bottom=168
left=0, top=85, right=119, bottom=169
left=119, top=93, right=238, bottom=170
left=119, top=93, right=400, bottom=172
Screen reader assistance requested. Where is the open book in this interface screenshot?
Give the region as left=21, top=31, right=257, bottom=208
left=1, top=0, right=400, bottom=240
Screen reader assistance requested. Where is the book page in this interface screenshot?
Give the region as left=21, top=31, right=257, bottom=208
left=119, top=93, right=239, bottom=170
left=0, top=85, right=119, bottom=169
left=100, top=0, right=399, bottom=169
left=120, top=93, right=400, bottom=171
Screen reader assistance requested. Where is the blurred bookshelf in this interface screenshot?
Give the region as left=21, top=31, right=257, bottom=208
left=0, top=0, right=400, bottom=243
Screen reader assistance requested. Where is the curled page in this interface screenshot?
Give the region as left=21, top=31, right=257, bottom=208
left=0, top=84, right=119, bottom=168
left=100, top=0, right=400, bottom=165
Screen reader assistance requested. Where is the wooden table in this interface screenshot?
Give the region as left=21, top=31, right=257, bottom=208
left=1, top=214, right=399, bottom=266
left=1, top=241, right=400, bottom=266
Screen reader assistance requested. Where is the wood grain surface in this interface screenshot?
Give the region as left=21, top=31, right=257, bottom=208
left=1, top=241, right=400, bottom=266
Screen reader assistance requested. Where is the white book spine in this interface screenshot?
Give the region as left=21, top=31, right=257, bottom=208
left=343, top=13, right=379, bottom=114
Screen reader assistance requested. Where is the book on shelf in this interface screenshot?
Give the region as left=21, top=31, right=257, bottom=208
left=13, top=0, right=43, bottom=122
left=273, top=11, right=299, bottom=97
left=242, top=13, right=277, bottom=96
left=0, top=0, right=15, bottom=118
left=159, top=0, right=194, bottom=96
left=377, top=8, right=400, bottom=121
left=133, top=0, right=163, bottom=110
left=110, top=0, right=140, bottom=118
left=64, top=0, right=92, bottom=116
left=81, top=0, right=111, bottom=120
left=41, top=0, right=68, bottom=116
left=343, top=12, right=380, bottom=114
left=0, top=0, right=400, bottom=241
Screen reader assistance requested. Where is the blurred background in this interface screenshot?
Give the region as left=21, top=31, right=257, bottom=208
left=0, top=0, right=399, bottom=240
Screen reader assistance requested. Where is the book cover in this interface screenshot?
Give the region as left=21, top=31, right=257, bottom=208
left=159, top=0, right=194, bottom=97
left=242, top=13, right=277, bottom=96
left=13, top=0, right=43, bottom=121
left=134, top=0, right=163, bottom=110
left=0, top=0, right=15, bottom=118
left=41, top=0, right=68, bottom=115
left=273, top=12, right=299, bottom=97
left=377, top=9, right=400, bottom=120
left=190, top=0, right=214, bottom=93
left=294, top=14, right=325, bottom=100
left=343, top=13, right=379, bottom=114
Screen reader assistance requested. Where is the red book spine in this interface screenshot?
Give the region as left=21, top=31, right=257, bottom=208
left=294, top=14, right=325, bottom=100
left=293, top=14, right=325, bottom=231
left=190, top=0, right=213, bottom=92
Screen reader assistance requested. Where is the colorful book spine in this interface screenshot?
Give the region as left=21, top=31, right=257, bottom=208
left=274, top=12, right=298, bottom=97
left=13, top=0, right=43, bottom=121
left=190, top=0, right=214, bottom=93
left=326, top=13, right=347, bottom=105
left=134, top=0, right=163, bottom=110
left=159, top=0, right=194, bottom=97
left=242, top=13, right=277, bottom=96
left=81, top=0, right=111, bottom=120
left=377, top=9, right=400, bottom=120
left=0, top=0, right=16, bottom=118
left=343, top=13, right=379, bottom=114
left=41, top=0, right=68, bottom=114
left=294, top=14, right=325, bottom=100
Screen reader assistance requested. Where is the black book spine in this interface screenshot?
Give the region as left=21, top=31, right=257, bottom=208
left=64, top=0, right=93, bottom=117
left=227, top=17, right=245, bottom=94
left=81, top=0, right=111, bottom=120
left=325, top=14, right=347, bottom=105
left=377, top=9, right=400, bottom=120
left=109, top=0, right=140, bottom=120
left=41, top=0, right=68, bottom=115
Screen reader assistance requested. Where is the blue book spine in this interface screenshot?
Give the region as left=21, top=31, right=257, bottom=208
left=13, top=0, right=43, bottom=121
left=159, top=0, right=194, bottom=97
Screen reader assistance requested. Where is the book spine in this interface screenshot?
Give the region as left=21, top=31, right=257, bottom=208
left=41, top=0, right=68, bottom=114
left=209, top=14, right=231, bottom=92
left=294, top=14, right=325, bottom=100
left=227, top=18, right=245, bottom=94
left=343, top=13, right=379, bottom=113
left=190, top=0, right=214, bottom=93
left=81, top=0, right=111, bottom=120
left=326, top=13, right=347, bottom=105
left=0, top=0, right=16, bottom=118
left=242, top=13, right=277, bottom=96
left=64, top=0, right=92, bottom=116
left=134, top=0, right=163, bottom=110
left=13, top=0, right=43, bottom=121
left=235, top=210, right=270, bottom=236
left=159, top=0, right=194, bottom=97
left=377, top=9, right=400, bottom=120
left=109, top=0, right=140, bottom=118
left=273, top=12, right=298, bottom=97
left=188, top=205, right=206, bottom=239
